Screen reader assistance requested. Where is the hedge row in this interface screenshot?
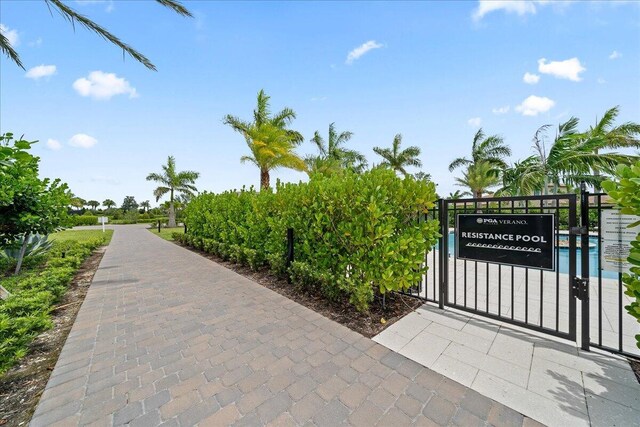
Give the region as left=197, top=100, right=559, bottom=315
left=0, top=237, right=107, bottom=373
left=182, top=169, right=439, bottom=311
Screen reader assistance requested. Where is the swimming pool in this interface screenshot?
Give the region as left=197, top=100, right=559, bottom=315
left=440, top=232, right=618, bottom=279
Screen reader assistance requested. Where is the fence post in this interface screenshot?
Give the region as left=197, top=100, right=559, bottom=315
left=438, top=199, right=447, bottom=309
left=286, top=228, right=294, bottom=283
left=184, top=223, right=187, bottom=234
left=157, top=220, right=161, bottom=233
left=580, top=182, right=591, bottom=351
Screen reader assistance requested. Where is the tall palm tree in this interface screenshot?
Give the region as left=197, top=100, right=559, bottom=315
left=455, top=161, right=500, bottom=198
left=306, top=123, right=367, bottom=176
left=502, top=115, right=638, bottom=196
left=448, top=129, right=511, bottom=176
left=448, top=190, right=469, bottom=199
left=373, top=134, right=422, bottom=177
left=1, top=0, right=192, bottom=70
left=102, top=199, right=116, bottom=210
left=224, top=90, right=305, bottom=190
left=140, top=200, right=151, bottom=213
left=146, top=156, right=199, bottom=227
left=581, top=106, right=640, bottom=190
left=87, top=200, right=99, bottom=212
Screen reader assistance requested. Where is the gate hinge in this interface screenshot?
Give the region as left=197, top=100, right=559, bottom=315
left=572, top=277, right=589, bottom=300
left=570, top=226, right=588, bottom=235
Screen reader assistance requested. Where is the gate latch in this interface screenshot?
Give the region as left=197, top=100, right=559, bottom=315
left=570, top=226, right=588, bottom=235
left=572, top=277, right=589, bottom=300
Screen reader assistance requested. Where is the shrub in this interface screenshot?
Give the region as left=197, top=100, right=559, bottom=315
left=602, top=162, right=640, bottom=350
left=70, top=215, right=98, bottom=226
left=184, top=169, right=439, bottom=311
left=0, top=237, right=106, bottom=373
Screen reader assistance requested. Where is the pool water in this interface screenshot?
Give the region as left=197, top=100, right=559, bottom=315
left=441, top=233, right=618, bottom=279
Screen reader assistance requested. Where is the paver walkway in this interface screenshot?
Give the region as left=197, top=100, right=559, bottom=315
left=375, top=306, right=640, bottom=426
left=32, top=225, right=539, bottom=426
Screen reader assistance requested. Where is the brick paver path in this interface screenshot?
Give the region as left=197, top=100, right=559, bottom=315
left=31, top=225, right=539, bottom=426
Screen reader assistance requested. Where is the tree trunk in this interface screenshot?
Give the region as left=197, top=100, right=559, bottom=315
left=168, top=188, right=176, bottom=228
left=14, top=233, right=30, bottom=275
left=260, top=168, right=270, bottom=191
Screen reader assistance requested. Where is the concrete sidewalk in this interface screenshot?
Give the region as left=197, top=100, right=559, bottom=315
left=31, top=225, right=537, bottom=426
left=374, top=304, right=640, bottom=426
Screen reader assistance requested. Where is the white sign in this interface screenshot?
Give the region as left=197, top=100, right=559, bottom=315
left=600, top=209, right=640, bottom=273
left=98, top=216, right=108, bottom=224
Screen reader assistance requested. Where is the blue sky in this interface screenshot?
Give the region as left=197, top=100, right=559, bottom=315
left=1, top=0, right=639, bottom=207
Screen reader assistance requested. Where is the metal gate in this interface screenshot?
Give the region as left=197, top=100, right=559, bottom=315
left=403, top=192, right=593, bottom=351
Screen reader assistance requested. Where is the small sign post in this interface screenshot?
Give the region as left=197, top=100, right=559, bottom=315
left=98, top=216, right=108, bottom=233
left=456, top=214, right=555, bottom=270
left=600, top=209, right=640, bottom=273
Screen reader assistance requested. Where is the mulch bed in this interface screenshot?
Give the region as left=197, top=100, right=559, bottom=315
left=177, top=243, right=423, bottom=338
left=0, top=247, right=107, bottom=427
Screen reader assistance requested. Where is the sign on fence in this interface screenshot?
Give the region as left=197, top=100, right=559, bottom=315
left=456, top=214, right=555, bottom=270
left=600, top=209, right=640, bottom=273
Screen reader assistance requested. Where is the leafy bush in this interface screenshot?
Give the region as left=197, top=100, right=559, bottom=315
left=184, top=169, right=439, bottom=311
left=70, top=215, right=98, bottom=226
left=0, top=237, right=106, bottom=373
left=602, top=162, right=640, bottom=350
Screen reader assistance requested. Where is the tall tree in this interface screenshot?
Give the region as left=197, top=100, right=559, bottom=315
left=102, top=199, right=116, bottom=210
left=146, top=156, right=199, bottom=227
left=1, top=0, right=192, bottom=70
left=69, top=195, right=85, bottom=211
left=306, top=123, right=367, bottom=176
left=448, top=128, right=511, bottom=175
left=87, top=200, right=99, bottom=211
left=121, top=196, right=139, bottom=212
left=140, top=200, right=151, bottom=213
left=373, top=134, right=422, bottom=177
left=501, top=115, right=639, bottom=196
left=223, top=90, right=305, bottom=190
left=454, top=161, right=500, bottom=198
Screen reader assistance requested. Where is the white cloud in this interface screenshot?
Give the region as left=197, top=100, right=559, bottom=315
left=537, top=57, right=585, bottom=81
left=515, top=95, right=555, bottom=116
left=69, top=133, right=98, bottom=148
left=472, top=1, right=537, bottom=21
left=467, top=117, right=482, bottom=127
left=25, top=64, right=57, bottom=80
left=492, top=106, right=510, bottom=115
left=28, top=37, right=42, bottom=47
left=346, top=40, right=383, bottom=64
left=72, top=71, right=138, bottom=100
left=609, top=50, right=621, bottom=60
left=0, top=23, right=19, bottom=47
left=46, top=139, right=62, bottom=151
left=523, top=72, right=540, bottom=84
left=597, top=77, right=607, bottom=84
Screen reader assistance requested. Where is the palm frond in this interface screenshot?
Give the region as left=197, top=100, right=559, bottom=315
left=155, top=0, right=193, bottom=17
left=0, top=32, right=24, bottom=69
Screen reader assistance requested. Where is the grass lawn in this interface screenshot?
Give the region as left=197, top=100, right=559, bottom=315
left=149, top=227, right=184, bottom=241
left=50, top=229, right=114, bottom=244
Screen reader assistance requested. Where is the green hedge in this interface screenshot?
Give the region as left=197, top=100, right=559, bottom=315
left=182, top=169, right=439, bottom=311
left=68, top=215, right=98, bottom=226
left=0, top=236, right=107, bottom=374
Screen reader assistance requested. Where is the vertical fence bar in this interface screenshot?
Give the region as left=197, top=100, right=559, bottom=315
left=568, top=194, right=577, bottom=341
left=580, top=183, right=590, bottom=351
left=439, top=199, right=447, bottom=309
left=286, top=228, right=294, bottom=283
left=597, top=196, right=603, bottom=347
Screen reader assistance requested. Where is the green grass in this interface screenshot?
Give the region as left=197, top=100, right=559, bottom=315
left=50, top=229, right=114, bottom=244
left=149, top=227, right=184, bottom=241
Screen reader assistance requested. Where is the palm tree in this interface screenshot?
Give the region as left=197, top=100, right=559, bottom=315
left=501, top=115, right=638, bottom=196
left=581, top=106, right=640, bottom=190
left=87, top=200, right=100, bottom=212
left=373, top=134, right=422, bottom=177
left=223, top=90, right=305, bottom=190
left=448, top=128, right=511, bottom=176
left=413, top=171, right=432, bottom=182
left=102, top=199, right=116, bottom=210
left=306, top=123, right=367, bottom=176
left=69, top=195, right=85, bottom=211
left=140, top=200, right=151, bottom=213
left=1, top=0, right=192, bottom=70
left=146, top=156, right=199, bottom=227
left=448, top=190, right=468, bottom=199
left=455, top=162, right=500, bottom=198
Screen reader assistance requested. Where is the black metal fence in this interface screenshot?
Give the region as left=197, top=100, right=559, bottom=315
left=401, top=190, right=639, bottom=360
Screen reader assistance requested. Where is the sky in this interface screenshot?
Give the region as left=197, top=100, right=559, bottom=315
left=1, top=0, right=639, bottom=207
